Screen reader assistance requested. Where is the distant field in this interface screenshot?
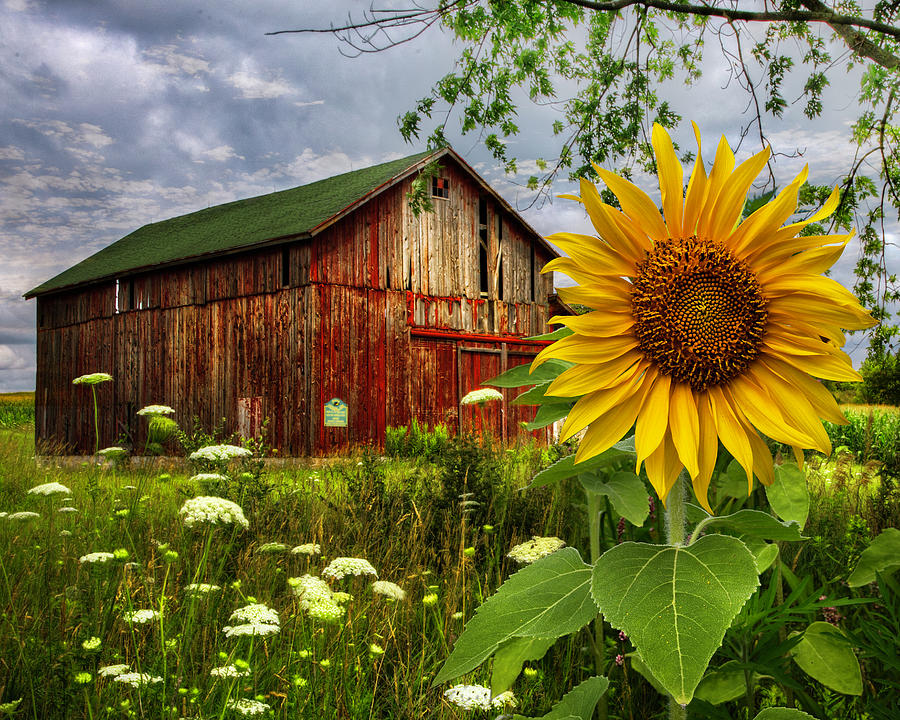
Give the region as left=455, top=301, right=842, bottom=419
left=0, top=391, right=34, bottom=427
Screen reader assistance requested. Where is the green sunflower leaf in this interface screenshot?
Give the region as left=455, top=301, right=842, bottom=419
left=765, top=462, right=809, bottom=529
left=485, top=358, right=574, bottom=388
left=790, top=622, right=862, bottom=695
left=685, top=505, right=806, bottom=541
left=847, top=527, right=900, bottom=587
left=694, top=660, right=758, bottom=705
left=491, top=636, right=557, bottom=695
left=591, top=536, right=759, bottom=705
left=511, top=676, right=609, bottom=720
left=525, top=402, right=573, bottom=430
left=579, top=471, right=649, bottom=526
left=524, top=326, right=575, bottom=342
left=512, top=380, right=579, bottom=406
left=433, top=548, right=596, bottom=687
left=753, top=709, right=818, bottom=720
left=529, top=440, right=636, bottom=489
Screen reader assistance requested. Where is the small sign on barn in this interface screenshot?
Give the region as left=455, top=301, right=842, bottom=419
left=323, top=398, right=348, bottom=427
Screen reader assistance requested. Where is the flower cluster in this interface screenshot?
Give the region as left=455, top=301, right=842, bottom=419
left=289, top=574, right=344, bottom=621
left=72, top=372, right=113, bottom=385
left=257, top=542, right=288, bottom=554
left=189, top=473, right=229, bottom=484
left=97, top=446, right=128, bottom=460
left=507, top=536, right=567, bottom=564
left=179, top=496, right=249, bottom=529
left=460, top=388, right=503, bottom=406
left=291, top=542, right=321, bottom=556
left=137, top=405, right=175, bottom=416
left=184, top=583, right=221, bottom=595
left=371, top=580, right=406, bottom=601
left=122, top=609, right=159, bottom=624
left=112, top=672, right=163, bottom=688
left=98, top=664, right=130, bottom=677
left=27, top=482, right=71, bottom=496
left=5, top=511, right=40, bottom=521
left=189, top=444, right=252, bottom=462
left=79, top=551, right=115, bottom=564
left=322, top=557, right=378, bottom=580
left=443, top=684, right=517, bottom=710
left=225, top=698, right=269, bottom=716
left=223, top=603, right=280, bottom=638
left=210, top=664, right=251, bottom=678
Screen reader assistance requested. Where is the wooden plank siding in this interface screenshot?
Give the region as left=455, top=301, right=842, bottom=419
left=33, top=154, right=558, bottom=455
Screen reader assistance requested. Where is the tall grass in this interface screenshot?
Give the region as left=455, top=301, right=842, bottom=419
left=824, top=405, right=899, bottom=467
left=0, top=393, right=34, bottom=429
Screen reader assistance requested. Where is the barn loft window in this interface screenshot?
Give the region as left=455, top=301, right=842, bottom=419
left=478, top=196, right=489, bottom=296
left=281, top=245, right=291, bottom=288
left=432, top=176, right=449, bottom=199
left=116, top=278, right=135, bottom=312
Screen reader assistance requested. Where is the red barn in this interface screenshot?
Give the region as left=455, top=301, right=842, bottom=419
left=26, top=147, right=560, bottom=455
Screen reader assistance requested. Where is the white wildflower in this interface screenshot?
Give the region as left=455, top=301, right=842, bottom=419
left=122, top=609, right=159, bottom=624
left=189, top=473, right=229, bottom=484
left=306, top=600, right=345, bottom=622
left=371, top=580, right=406, bottom=601
left=137, top=405, right=175, bottom=416
left=443, top=684, right=517, bottom=710
left=79, top=552, right=115, bottom=564
left=257, top=542, right=288, bottom=554
left=184, top=583, right=221, bottom=595
left=72, top=372, right=113, bottom=385
left=460, top=388, right=503, bottom=405
left=59, top=530, right=73, bottom=537
left=189, top=444, right=252, bottom=462
left=222, top=623, right=280, bottom=638
left=229, top=603, right=279, bottom=626
left=98, top=664, right=130, bottom=677
left=58, top=506, right=78, bottom=513
left=27, top=482, right=71, bottom=496
left=507, top=536, right=566, bottom=564
left=0, top=512, right=6, bottom=518
left=322, top=557, right=378, bottom=580
left=179, top=496, right=248, bottom=529
left=290, top=543, right=321, bottom=556
left=210, top=664, right=250, bottom=678
left=82, top=636, right=101, bottom=651
left=6, top=511, right=40, bottom=520
left=289, top=575, right=333, bottom=607
left=97, top=446, right=128, bottom=459
left=113, top=672, right=163, bottom=688
left=225, top=698, right=269, bottom=716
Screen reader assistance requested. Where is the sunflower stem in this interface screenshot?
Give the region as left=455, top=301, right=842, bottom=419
left=666, top=472, right=689, bottom=720
left=587, top=490, right=608, bottom=720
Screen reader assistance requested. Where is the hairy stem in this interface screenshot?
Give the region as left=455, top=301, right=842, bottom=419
left=587, top=490, right=608, bottom=720
left=666, top=472, right=689, bottom=719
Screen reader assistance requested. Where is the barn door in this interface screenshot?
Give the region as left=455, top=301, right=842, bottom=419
left=457, top=344, right=506, bottom=441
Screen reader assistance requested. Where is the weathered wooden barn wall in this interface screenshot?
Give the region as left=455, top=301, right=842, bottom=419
left=34, top=154, right=557, bottom=455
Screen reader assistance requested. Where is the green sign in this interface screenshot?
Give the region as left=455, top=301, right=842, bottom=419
left=324, top=398, right=348, bottom=427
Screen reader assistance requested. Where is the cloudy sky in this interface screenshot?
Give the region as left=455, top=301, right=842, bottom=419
left=0, top=0, right=890, bottom=392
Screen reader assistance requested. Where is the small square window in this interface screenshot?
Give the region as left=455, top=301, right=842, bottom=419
left=432, top=176, right=449, bottom=199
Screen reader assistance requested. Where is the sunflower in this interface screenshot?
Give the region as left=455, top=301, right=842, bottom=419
left=534, top=123, right=877, bottom=512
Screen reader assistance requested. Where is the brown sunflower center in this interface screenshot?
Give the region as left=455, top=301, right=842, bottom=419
left=630, top=236, right=768, bottom=392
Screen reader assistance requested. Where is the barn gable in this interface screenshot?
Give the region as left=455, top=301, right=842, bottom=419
left=29, top=147, right=560, bottom=455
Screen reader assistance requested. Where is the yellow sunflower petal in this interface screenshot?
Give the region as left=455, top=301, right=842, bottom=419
left=728, top=166, right=807, bottom=257
left=769, top=297, right=877, bottom=331
left=652, top=123, right=684, bottom=238
left=696, top=134, right=736, bottom=238
left=694, top=393, right=717, bottom=513
left=547, top=349, right=643, bottom=397
left=556, top=282, right=634, bottom=309
left=635, top=371, right=672, bottom=473
left=727, top=375, right=819, bottom=448
left=596, top=167, right=668, bottom=243
left=669, top=383, right=701, bottom=479
left=743, top=421, right=775, bottom=486
left=792, top=446, right=806, bottom=469
left=574, top=369, right=656, bottom=462
left=549, top=311, right=634, bottom=337
left=777, top=184, right=842, bottom=238
left=559, top=362, right=648, bottom=440
left=708, top=146, right=773, bottom=241
left=708, top=384, right=754, bottom=488
left=765, top=274, right=867, bottom=307
left=763, top=345, right=862, bottom=383
left=580, top=179, right=649, bottom=261
left=545, top=232, right=637, bottom=276
left=531, top=333, right=638, bottom=371
left=645, top=430, right=682, bottom=505
left=767, top=316, right=846, bottom=348
left=759, top=355, right=846, bottom=425
left=682, top=121, right=708, bottom=237
left=753, top=235, right=851, bottom=281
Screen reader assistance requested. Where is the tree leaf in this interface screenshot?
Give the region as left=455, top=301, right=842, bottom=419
left=765, top=462, right=809, bottom=528
left=847, top=527, right=900, bottom=587
left=525, top=402, right=573, bottom=430
left=686, top=505, right=806, bottom=541
left=529, top=441, right=635, bottom=489
left=433, top=548, right=596, bottom=686
left=694, top=661, right=756, bottom=705
left=485, top=358, right=574, bottom=388
left=790, top=621, right=862, bottom=695
left=580, top=471, right=649, bottom=526
left=512, top=676, right=609, bottom=720
left=753, top=709, right=818, bottom=719
left=491, top=636, right=557, bottom=695
left=591, top=536, right=759, bottom=705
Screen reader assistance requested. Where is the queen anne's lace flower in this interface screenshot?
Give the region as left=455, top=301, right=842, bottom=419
left=189, top=444, right=252, bottom=462
left=507, top=536, right=567, bottom=564
left=290, top=543, right=321, bottom=555
left=210, top=664, right=251, bottom=678
left=98, top=664, right=130, bottom=677
left=289, top=575, right=333, bottom=606
left=184, top=583, right=221, bottom=595
left=122, top=609, right=159, bottom=624
left=189, top=473, right=229, bottom=484
left=27, top=482, right=71, bottom=496
left=137, top=405, right=175, bottom=416
left=257, top=542, right=287, bottom=554
left=79, top=552, right=116, bottom=564
left=58, top=506, right=78, bottom=513
left=306, top=600, right=345, bottom=622
left=371, top=580, right=406, bottom=601
left=229, top=603, right=279, bottom=626
left=97, top=446, right=128, bottom=459
left=179, top=496, right=249, bottom=529
left=72, top=372, right=113, bottom=385
left=222, top=623, right=280, bottom=638
left=6, top=511, right=40, bottom=520
left=225, top=698, right=269, bottom=716
left=113, top=672, right=163, bottom=687
left=322, top=557, right=378, bottom=580
left=443, top=684, right=517, bottom=710
left=460, top=387, right=504, bottom=405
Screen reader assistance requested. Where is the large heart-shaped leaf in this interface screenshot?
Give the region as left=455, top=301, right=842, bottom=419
left=433, top=548, right=596, bottom=686
left=790, top=621, right=862, bottom=695
left=512, top=380, right=578, bottom=406
left=591, top=536, right=759, bottom=704
left=525, top=402, right=574, bottom=430
left=847, top=527, right=900, bottom=587
left=491, top=636, right=557, bottom=694
left=754, top=710, right=817, bottom=719
left=485, top=358, right=574, bottom=388
left=529, top=440, right=636, bottom=489
left=512, top=676, right=609, bottom=720
left=693, top=660, right=758, bottom=705
left=580, top=471, right=649, bottom=526
left=685, top=505, right=806, bottom=541
left=766, top=462, right=809, bottom=528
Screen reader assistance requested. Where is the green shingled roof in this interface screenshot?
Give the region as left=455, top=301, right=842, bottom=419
left=27, top=149, right=435, bottom=297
